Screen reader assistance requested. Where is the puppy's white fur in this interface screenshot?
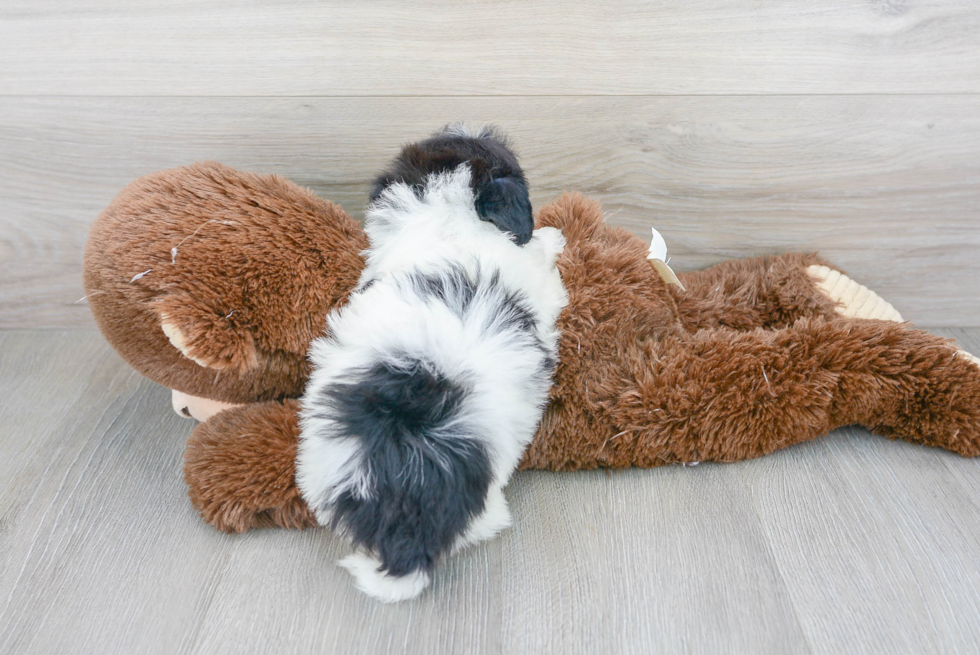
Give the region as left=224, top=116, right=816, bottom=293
left=338, top=552, right=432, bottom=604
left=298, top=165, right=567, bottom=601
left=452, top=484, right=513, bottom=554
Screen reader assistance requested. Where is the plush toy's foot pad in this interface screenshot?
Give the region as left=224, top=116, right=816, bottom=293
left=807, top=265, right=903, bottom=322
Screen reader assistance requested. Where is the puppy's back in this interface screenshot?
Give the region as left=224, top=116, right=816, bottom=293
left=300, top=260, right=554, bottom=600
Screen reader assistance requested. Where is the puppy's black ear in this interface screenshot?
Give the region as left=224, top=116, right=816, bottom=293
left=473, top=171, right=534, bottom=246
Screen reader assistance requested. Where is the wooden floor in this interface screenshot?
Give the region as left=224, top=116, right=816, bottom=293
left=3, top=0, right=980, bottom=652
left=2, top=329, right=980, bottom=654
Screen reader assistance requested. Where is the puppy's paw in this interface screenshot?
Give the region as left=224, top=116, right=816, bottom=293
left=806, top=265, right=903, bottom=322
left=453, top=484, right=512, bottom=553
left=339, top=552, right=431, bottom=603
left=531, top=226, right=567, bottom=259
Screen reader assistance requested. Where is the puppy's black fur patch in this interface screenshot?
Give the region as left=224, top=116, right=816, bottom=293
left=370, top=125, right=534, bottom=245
left=407, top=265, right=539, bottom=335
left=316, top=359, right=492, bottom=578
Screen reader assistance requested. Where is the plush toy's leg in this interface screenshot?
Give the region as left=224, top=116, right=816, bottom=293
left=181, top=320, right=980, bottom=527
left=670, top=253, right=840, bottom=331
left=671, top=253, right=904, bottom=332
left=588, top=318, right=980, bottom=467
left=183, top=399, right=316, bottom=532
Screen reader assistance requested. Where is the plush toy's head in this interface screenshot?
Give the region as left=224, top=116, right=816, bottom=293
left=83, top=162, right=368, bottom=406
left=370, top=124, right=534, bottom=245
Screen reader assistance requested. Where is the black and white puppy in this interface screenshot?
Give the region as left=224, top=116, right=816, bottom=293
left=297, top=125, right=568, bottom=602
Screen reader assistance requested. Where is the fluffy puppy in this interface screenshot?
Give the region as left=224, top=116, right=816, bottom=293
left=297, top=126, right=568, bottom=602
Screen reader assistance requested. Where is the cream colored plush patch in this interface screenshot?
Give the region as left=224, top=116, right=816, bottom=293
left=171, top=389, right=242, bottom=422
left=807, top=265, right=980, bottom=369
left=958, top=350, right=980, bottom=369
left=806, top=265, right=904, bottom=322
left=161, top=319, right=214, bottom=368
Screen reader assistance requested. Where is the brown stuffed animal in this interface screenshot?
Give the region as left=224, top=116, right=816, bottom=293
left=84, top=162, right=980, bottom=533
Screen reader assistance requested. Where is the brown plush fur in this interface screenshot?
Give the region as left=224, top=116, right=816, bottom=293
left=184, top=399, right=317, bottom=531
left=670, top=252, right=842, bottom=332
left=83, top=166, right=980, bottom=533
left=522, top=194, right=980, bottom=469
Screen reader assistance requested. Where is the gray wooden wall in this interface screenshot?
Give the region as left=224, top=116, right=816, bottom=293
left=2, top=1, right=979, bottom=328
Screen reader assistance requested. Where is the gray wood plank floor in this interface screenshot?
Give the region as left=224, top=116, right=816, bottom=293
left=3, top=329, right=980, bottom=654
left=3, top=0, right=979, bottom=95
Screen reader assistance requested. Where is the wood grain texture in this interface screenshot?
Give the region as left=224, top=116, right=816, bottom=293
left=3, top=95, right=979, bottom=328
left=4, top=330, right=980, bottom=654
left=739, top=430, right=980, bottom=653
left=2, top=0, right=979, bottom=96
left=499, top=467, right=810, bottom=654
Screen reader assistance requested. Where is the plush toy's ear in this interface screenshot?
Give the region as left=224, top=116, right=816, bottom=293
left=473, top=172, right=534, bottom=246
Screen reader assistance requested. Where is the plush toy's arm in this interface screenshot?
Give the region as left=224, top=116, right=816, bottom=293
left=184, top=399, right=316, bottom=532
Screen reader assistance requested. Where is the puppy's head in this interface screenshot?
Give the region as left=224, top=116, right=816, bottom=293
left=370, top=125, right=534, bottom=245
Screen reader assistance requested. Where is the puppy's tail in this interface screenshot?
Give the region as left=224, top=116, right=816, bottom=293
left=323, top=358, right=493, bottom=601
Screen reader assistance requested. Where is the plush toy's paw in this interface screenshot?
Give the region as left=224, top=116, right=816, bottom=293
left=338, top=552, right=431, bottom=603
left=875, top=334, right=980, bottom=458
left=184, top=400, right=317, bottom=533
left=807, top=265, right=903, bottom=322
left=171, top=389, right=243, bottom=422
left=926, top=347, right=980, bottom=456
